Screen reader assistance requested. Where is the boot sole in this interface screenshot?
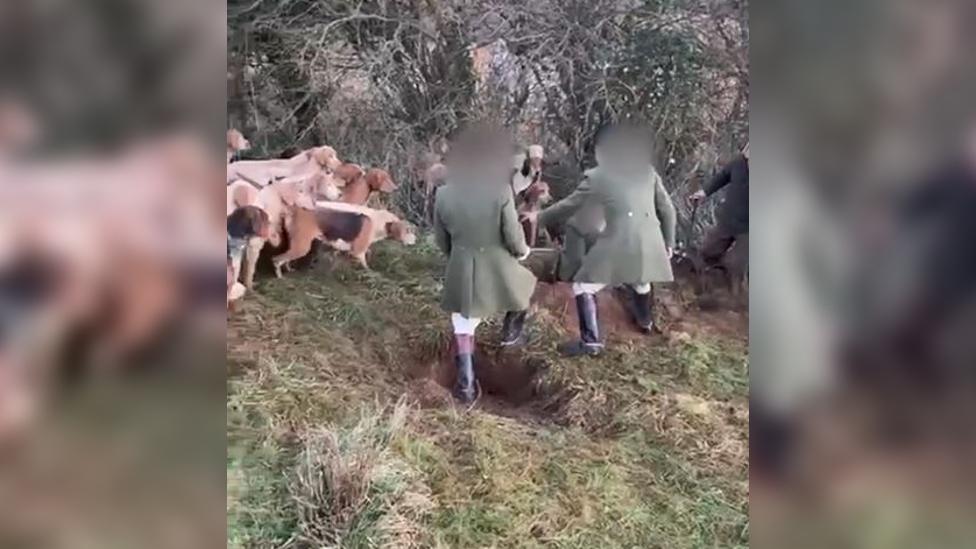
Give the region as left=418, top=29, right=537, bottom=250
left=557, top=343, right=603, bottom=357
left=452, top=380, right=482, bottom=407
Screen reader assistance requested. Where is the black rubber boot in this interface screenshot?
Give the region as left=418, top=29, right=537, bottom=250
left=453, top=334, right=477, bottom=404
left=616, top=285, right=654, bottom=334
left=558, top=293, right=604, bottom=357
left=500, top=310, right=528, bottom=346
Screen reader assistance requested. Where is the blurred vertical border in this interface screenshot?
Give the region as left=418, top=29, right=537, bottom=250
left=0, top=1, right=226, bottom=547
left=751, top=0, right=976, bottom=546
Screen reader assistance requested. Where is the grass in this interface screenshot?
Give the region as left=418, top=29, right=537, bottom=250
left=227, top=239, right=749, bottom=548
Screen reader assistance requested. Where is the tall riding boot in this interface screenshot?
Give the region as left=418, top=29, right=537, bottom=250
left=631, top=288, right=654, bottom=333
left=500, top=310, right=528, bottom=346
left=453, top=334, right=477, bottom=404
left=558, top=293, right=603, bottom=357
left=614, top=286, right=654, bottom=334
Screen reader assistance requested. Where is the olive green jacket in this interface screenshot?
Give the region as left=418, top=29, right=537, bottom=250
left=540, top=166, right=676, bottom=285
left=434, top=182, right=537, bottom=318
left=557, top=224, right=598, bottom=282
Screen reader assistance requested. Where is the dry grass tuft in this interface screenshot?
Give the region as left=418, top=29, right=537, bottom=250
left=288, top=399, right=433, bottom=549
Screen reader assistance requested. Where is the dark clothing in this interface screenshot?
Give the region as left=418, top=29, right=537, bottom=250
left=897, top=161, right=976, bottom=308
left=704, top=154, right=749, bottom=236
left=701, top=224, right=738, bottom=268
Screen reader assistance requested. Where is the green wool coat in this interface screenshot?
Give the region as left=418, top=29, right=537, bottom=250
left=434, top=181, right=537, bottom=318
left=540, top=166, right=677, bottom=285
left=557, top=221, right=599, bottom=282
left=555, top=195, right=607, bottom=281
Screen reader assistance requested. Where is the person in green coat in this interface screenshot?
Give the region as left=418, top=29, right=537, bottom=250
left=555, top=207, right=660, bottom=335
left=433, top=125, right=538, bottom=403
left=524, top=123, right=677, bottom=356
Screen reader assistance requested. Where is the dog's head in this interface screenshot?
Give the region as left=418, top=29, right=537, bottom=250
left=334, top=163, right=365, bottom=187
left=227, top=205, right=271, bottom=240
left=366, top=168, right=397, bottom=193
left=386, top=220, right=417, bottom=246
left=309, top=146, right=342, bottom=171
left=226, top=129, right=250, bottom=153
left=524, top=180, right=551, bottom=206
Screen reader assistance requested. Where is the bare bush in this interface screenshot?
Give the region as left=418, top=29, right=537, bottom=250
left=228, top=0, right=748, bottom=245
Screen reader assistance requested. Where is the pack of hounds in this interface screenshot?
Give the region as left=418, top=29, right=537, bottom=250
left=225, top=130, right=420, bottom=306
left=226, top=130, right=553, bottom=308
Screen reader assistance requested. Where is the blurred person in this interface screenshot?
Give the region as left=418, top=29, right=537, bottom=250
left=524, top=122, right=676, bottom=353
left=749, top=127, right=844, bottom=480
left=689, top=142, right=749, bottom=274
left=511, top=144, right=544, bottom=196
left=433, top=124, right=537, bottom=404
left=845, top=123, right=976, bottom=408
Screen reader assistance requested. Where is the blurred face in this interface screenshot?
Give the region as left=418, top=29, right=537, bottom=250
left=449, top=126, right=513, bottom=181
left=596, top=132, right=652, bottom=171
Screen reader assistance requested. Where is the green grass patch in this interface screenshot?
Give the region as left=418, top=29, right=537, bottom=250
left=228, top=242, right=749, bottom=548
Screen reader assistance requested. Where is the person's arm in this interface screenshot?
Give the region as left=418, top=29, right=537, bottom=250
left=703, top=159, right=734, bottom=197
left=654, top=176, right=677, bottom=252
left=501, top=193, right=531, bottom=259
left=538, top=178, right=594, bottom=229
left=432, top=188, right=451, bottom=255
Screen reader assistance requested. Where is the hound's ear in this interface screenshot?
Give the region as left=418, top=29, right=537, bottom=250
left=521, top=157, right=531, bottom=177
left=366, top=169, right=385, bottom=190
left=335, top=163, right=361, bottom=182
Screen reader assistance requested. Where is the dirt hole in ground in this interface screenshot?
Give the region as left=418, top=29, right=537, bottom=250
left=408, top=338, right=572, bottom=418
